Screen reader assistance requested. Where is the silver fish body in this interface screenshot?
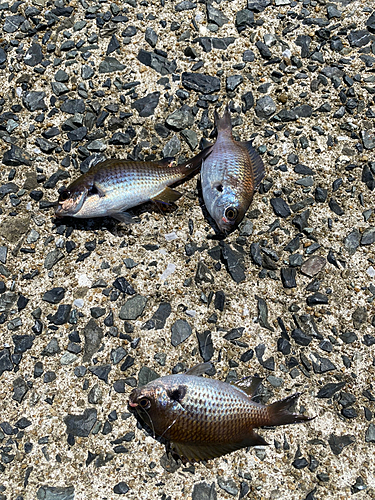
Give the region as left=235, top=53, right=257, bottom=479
left=201, top=107, right=265, bottom=233
left=55, top=153, right=205, bottom=223
left=129, top=363, right=313, bottom=462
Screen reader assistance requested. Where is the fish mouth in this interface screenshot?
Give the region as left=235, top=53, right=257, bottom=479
left=128, top=400, right=138, bottom=408
left=55, top=189, right=87, bottom=217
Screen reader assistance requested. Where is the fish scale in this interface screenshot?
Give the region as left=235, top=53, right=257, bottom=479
left=129, top=365, right=313, bottom=462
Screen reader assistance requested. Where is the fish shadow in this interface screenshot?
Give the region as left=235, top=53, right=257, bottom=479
left=53, top=201, right=178, bottom=234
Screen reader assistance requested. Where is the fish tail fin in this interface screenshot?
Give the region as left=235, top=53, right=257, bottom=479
left=214, top=105, right=232, bottom=133
left=178, top=146, right=213, bottom=176
left=267, top=393, right=314, bottom=427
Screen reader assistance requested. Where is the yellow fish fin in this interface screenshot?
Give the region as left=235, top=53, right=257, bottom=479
left=240, top=141, right=265, bottom=188
left=151, top=187, right=182, bottom=204
left=231, top=376, right=263, bottom=398
left=184, top=362, right=213, bottom=376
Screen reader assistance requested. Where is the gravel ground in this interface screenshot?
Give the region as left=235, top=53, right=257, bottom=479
left=0, top=0, right=375, bottom=499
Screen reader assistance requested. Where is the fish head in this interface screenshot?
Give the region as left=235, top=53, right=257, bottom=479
left=128, top=378, right=187, bottom=434
left=209, top=189, right=247, bottom=234
left=55, top=182, right=88, bottom=217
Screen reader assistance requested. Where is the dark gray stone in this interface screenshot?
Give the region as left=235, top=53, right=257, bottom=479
left=2, top=145, right=32, bottom=166
left=352, top=307, right=367, bottom=329
left=24, top=43, right=43, bottom=66
left=281, top=268, right=297, bottom=288
left=42, top=287, right=65, bottom=304
left=328, top=434, right=355, bottom=455
left=196, top=330, right=214, bottom=361
left=171, top=319, right=192, bottom=346
left=291, top=328, right=312, bottom=346
left=89, top=364, right=111, bottom=383
left=317, top=381, right=346, bottom=398
left=82, top=318, right=104, bottom=363
left=119, top=295, right=148, bottom=320
left=365, top=423, right=375, bottom=443
left=3, top=15, right=25, bottom=33
left=220, top=242, right=246, bottom=283
left=138, top=366, right=159, bottom=386
left=99, top=57, right=126, bottom=73
left=81, top=65, right=94, bottom=80
left=142, top=302, right=171, bottom=330
left=163, top=135, right=181, bottom=156
left=64, top=408, right=97, bottom=437
left=217, top=477, right=238, bottom=496
left=36, top=485, right=74, bottom=500
left=329, top=198, right=344, bottom=216
left=348, top=30, right=371, bottom=48
left=192, top=482, right=217, bottom=500
left=207, top=3, right=228, bottom=26
left=23, top=91, right=47, bottom=112
left=256, top=295, right=274, bottom=331
left=137, top=50, right=176, bottom=75
left=131, top=92, right=160, bottom=117
left=0, top=348, right=13, bottom=376
left=145, top=27, right=158, bottom=47
left=226, top=75, right=243, bottom=92
left=13, top=376, right=29, bottom=402
left=166, top=105, right=194, bottom=130
left=306, top=293, right=328, bottom=306
left=255, top=96, right=276, bottom=119
left=195, top=262, right=214, bottom=284
left=41, top=338, right=60, bottom=356
left=361, top=226, right=375, bottom=245
left=344, top=229, right=361, bottom=255
left=182, top=72, right=220, bottom=94
left=113, top=482, right=130, bottom=494
left=60, top=99, right=85, bottom=114
left=270, top=198, right=291, bottom=218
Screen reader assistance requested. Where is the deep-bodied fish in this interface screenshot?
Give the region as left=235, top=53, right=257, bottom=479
left=55, top=151, right=207, bottom=223
left=201, top=107, right=265, bottom=234
left=128, top=363, right=313, bottom=462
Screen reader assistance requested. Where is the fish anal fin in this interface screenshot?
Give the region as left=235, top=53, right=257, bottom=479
left=232, top=376, right=263, bottom=398
left=171, top=433, right=269, bottom=462
left=112, top=211, right=141, bottom=224
left=151, top=187, right=182, bottom=204
left=184, top=362, right=213, bottom=376
left=240, top=141, right=265, bottom=188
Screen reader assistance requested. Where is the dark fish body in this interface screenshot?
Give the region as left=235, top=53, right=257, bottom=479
left=128, top=364, right=313, bottom=462
left=55, top=152, right=206, bottom=223
left=201, top=107, right=265, bottom=233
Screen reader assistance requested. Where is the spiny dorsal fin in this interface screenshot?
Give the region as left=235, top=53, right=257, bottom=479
left=231, top=376, right=263, bottom=398
left=240, top=141, right=265, bottom=188
left=151, top=186, right=182, bottom=204
left=184, top=362, right=213, bottom=376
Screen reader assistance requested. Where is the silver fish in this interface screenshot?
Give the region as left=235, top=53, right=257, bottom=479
left=128, top=363, right=313, bottom=462
left=55, top=152, right=206, bottom=223
left=201, top=107, right=265, bottom=234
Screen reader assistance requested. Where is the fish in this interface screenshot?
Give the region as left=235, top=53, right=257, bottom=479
left=128, top=363, right=314, bottom=462
left=200, top=106, right=265, bottom=234
left=55, top=151, right=207, bottom=223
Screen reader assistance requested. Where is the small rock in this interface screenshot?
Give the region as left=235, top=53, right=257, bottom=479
left=306, top=293, right=328, bottom=306
left=365, top=423, right=375, bottom=443
left=361, top=227, right=375, bottom=245
left=196, top=330, right=214, bottom=361
left=220, top=242, right=246, bottom=283
left=99, top=57, right=126, bottom=73
left=281, top=268, right=297, bottom=288
left=256, top=295, right=274, bottom=331
left=113, top=482, right=129, bottom=494
left=270, top=198, right=291, bottom=218
left=344, top=229, right=361, bottom=255
left=301, top=256, right=326, bottom=277
left=255, top=95, right=276, bottom=119
left=207, top=3, right=228, bottom=27
left=192, top=482, right=216, bottom=500
left=171, top=319, right=192, bottom=346
left=328, top=434, right=355, bottom=455
left=142, top=302, right=171, bottom=330
left=36, top=486, right=74, bottom=500
left=316, top=381, right=346, bottom=398
left=64, top=409, right=97, bottom=437
left=82, top=319, right=104, bottom=363
left=352, top=307, right=367, bottom=329
left=217, top=477, right=238, bottom=496
left=182, top=72, right=220, bottom=94
left=138, top=366, right=159, bottom=386
left=131, top=92, right=160, bottom=117
left=42, top=287, right=65, bottom=304
left=195, top=262, right=214, bottom=284
left=163, top=135, right=181, bottom=157
left=119, top=295, right=148, bottom=320
left=24, top=43, right=43, bottom=67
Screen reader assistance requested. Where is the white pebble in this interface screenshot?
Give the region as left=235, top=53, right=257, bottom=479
left=185, top=310, right=196, bottom=318
left=164, top=232, right=178, bottom=241
left=160, top=263, right=176, bottom=281
left=367, top=266, right=375, bottom=278
left=73, top=299, right=84, bottom=308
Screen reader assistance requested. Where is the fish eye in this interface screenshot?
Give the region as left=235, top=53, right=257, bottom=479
left=225, top=207, right=238, bottom=221
left=59, top=190, right=70, bottom=202
left=138, top=397, right=151, bottom=409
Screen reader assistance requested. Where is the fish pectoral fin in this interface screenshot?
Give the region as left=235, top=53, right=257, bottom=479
left=112, top=211, right=141, bottom=224
left=158, top=157, right=176, bottom=168
left=151, top=187, right=182, bottom=204
left=231, top=376, right=263, bottom=398
left=171, top=438, right=263, bottom=462
left=184, top=362, right=213, bottom=376
left=240, top=141, right=265, bottom=188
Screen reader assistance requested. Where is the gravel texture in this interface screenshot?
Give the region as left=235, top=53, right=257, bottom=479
left=0, top=0, right=375, bottom=499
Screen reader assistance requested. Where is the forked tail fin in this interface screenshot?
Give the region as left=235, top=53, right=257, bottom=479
left=214, top=105, right=232, bottom=133
left=267, top=393, right=314, bottom=426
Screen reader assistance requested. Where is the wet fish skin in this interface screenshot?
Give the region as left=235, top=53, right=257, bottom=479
left=200, top=107, right=265, bottom=234
left=55, top=152, right=206, bottom=223
left=128, top=363, right=313, bottom=462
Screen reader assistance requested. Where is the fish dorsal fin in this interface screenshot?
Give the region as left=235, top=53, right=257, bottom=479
left=184, top=362, right=213, bottom=376
left=231, top=376, right=263, bottom=398
left=240, top=141, right=265, bottom=188
left=171, top=432, right=269, bottom=462
left=151, top=186, right=182, bottom=204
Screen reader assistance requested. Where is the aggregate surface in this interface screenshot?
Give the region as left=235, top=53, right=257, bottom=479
left=0, top=0, right=375, bottom=499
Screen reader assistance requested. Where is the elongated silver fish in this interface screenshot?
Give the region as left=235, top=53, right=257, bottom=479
left=201, top=107, right=265, bottom=234
left=55, top=151, right=207, bottom=223
left=128, top=363, right=313, bottom=462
